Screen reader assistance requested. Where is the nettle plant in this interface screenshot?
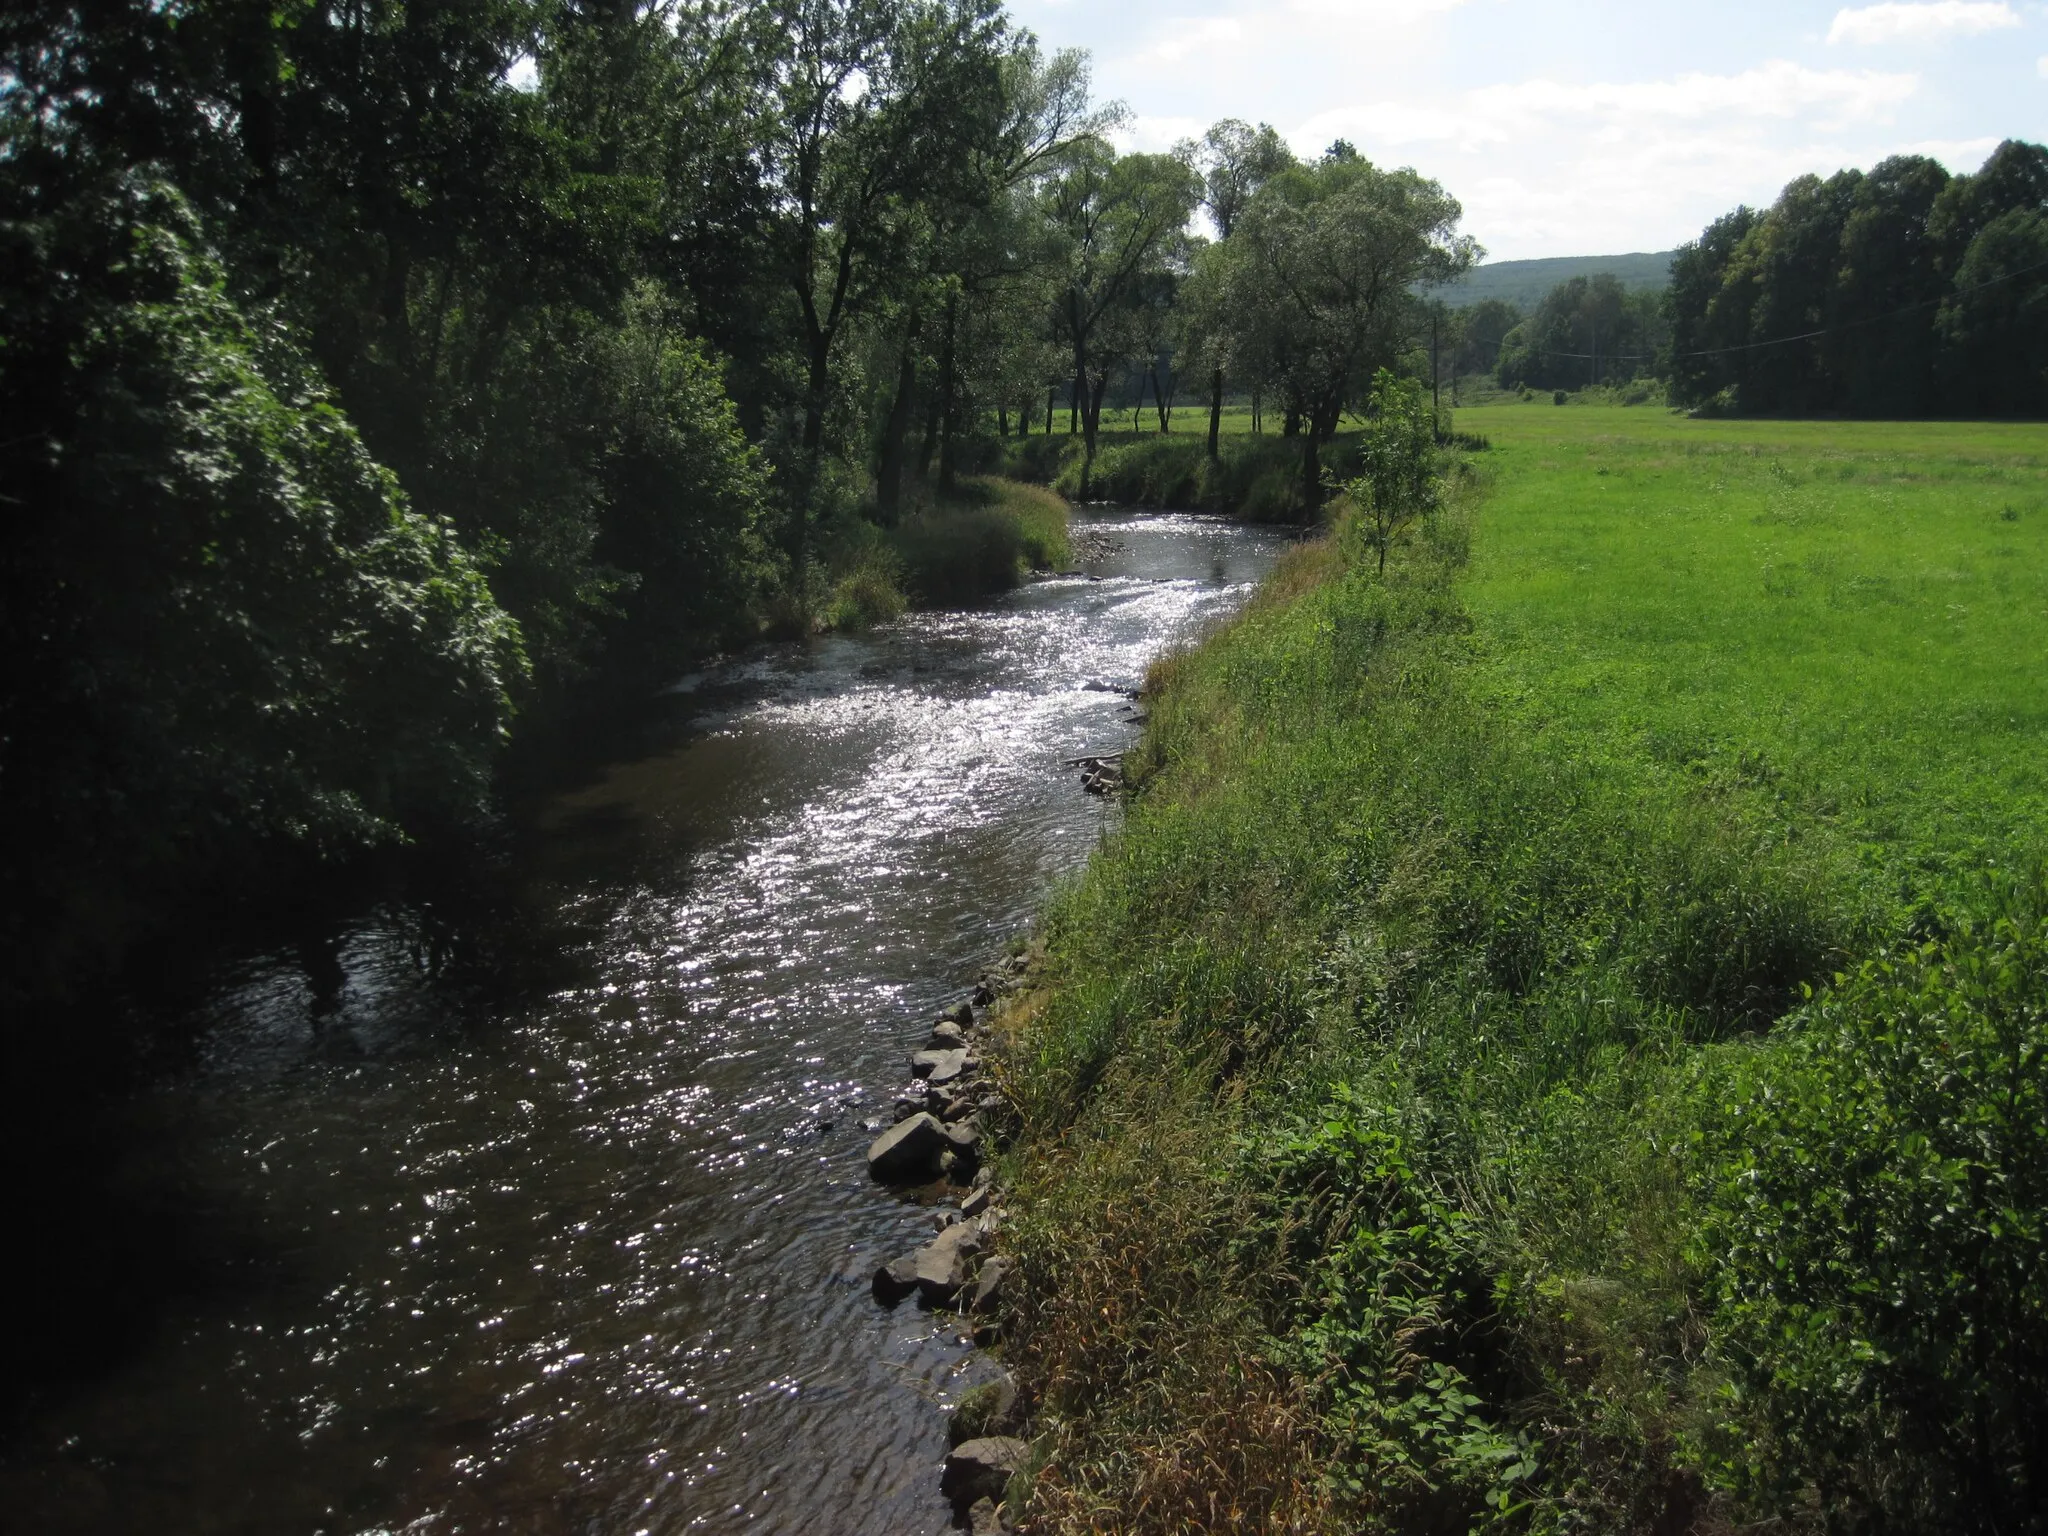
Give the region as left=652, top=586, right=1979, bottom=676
left=1249, top=1087, right=1540, bottom=1529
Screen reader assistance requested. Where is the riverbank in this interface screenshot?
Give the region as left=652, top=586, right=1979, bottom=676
left=982, top=411, right=2048, bottom=1532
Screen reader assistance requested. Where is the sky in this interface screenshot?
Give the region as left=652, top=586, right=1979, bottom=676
left=1006, top=0, right=2048, bottom=260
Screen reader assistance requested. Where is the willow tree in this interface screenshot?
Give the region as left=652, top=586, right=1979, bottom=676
left=1217, top=149, right=1474, bottom=510
left=1043, top=141, right=1199, bottom=495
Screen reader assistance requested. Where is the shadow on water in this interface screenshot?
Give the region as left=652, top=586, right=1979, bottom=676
left=0, top=511, right=1291, bottom=1536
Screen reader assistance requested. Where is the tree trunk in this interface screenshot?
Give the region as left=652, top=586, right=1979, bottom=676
left=1079, top=371, right=1109, bottom=497
left=793, top=337, right=832, bottom=593
left=937, top=296, right=959, bottom=493
left=1207, top=366, right=1223, bottom=458
left=1283, top=406, right=1300, bottom=438
left=1069, top=371, right=1080, bottom=435
left=918, top=390, right=941, bottom=480
left=876, top=322, right=918, bottom=520
left=1152, top=365, right=1174, bottom=433
left=1000, top=406, right=1010, bottom=437
left=1299, top=431, right=1321, bottom=517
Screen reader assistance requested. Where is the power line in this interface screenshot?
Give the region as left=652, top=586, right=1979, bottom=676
left=1502, top=252, right=2048, bottom=367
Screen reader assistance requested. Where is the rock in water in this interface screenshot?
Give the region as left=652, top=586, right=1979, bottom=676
left=948, top=1375, right=1022, bottom=1446
left=967, top=1496, right=1007, bottom=1534
left=911, top=1047, right=969, bottom=1083
left=910, top=1220, right=983, bottom=1304
left=929, top=1021, right=967, bottom=1047
left=942, top=1437, right=1029, bottom=1506
left=866, top=1112, right=947, bottom=1181
left=969, top=1254, right=1010, bottom=1315
left=872, top=1253, right=922, bottom=1306
left=943, top=1000, right=975, bottom=1027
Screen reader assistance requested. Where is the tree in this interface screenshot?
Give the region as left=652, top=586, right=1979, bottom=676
left=761, top=0, right=1012, bottom=582
left=1218, top=151, right=1473, bottom=510
left=1183, top=119, right=1296, bottom=450
left=0, top=170, right=524, bottom=996
left=1044, top=141, right=1200, bottom=494
left=1340, top=370, right=1439, bottom=576
left=1495, top=274, right=1663, bottom=391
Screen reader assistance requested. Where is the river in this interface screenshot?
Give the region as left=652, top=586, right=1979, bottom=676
left=2, top=510, right=1288, bottom=1536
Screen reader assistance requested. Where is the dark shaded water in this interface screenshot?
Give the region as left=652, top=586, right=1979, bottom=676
left=2, top=512, right=1287, bottom=1536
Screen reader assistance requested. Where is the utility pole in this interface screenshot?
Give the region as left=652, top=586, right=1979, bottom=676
left=1429, top=303, right=1441, bottom=427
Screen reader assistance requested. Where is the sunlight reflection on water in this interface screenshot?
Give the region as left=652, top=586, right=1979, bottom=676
left=6, top=512, right=1289, bottom=1536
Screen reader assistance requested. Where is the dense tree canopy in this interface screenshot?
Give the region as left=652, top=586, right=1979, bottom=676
left=1665, top=141, right=2048, bottom=416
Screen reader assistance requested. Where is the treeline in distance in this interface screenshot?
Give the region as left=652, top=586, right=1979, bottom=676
left=1459, top=141, right=2048, bottom=414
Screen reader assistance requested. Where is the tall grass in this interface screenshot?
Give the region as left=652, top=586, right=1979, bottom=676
left=816, top=476, right=1070, bottom=629
left=994, top=415, right=2048, bottom=1533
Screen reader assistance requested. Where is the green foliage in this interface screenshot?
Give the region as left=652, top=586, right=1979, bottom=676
left=1260, top=1090, right=1541, bottom=1528
left=1666, top=142, right=2048, bottom=417
left=1494, top=273, right=1666, bottom=392
left=1339, top=370, right=1440, bottom=574
left=0, top=170, right=523, bottom=992
left=1685, top=878, right=2048, bottom=1530
left=886, top=476, right=1070, bottom=602
left=1002, top=410, right=2048, bottom=1533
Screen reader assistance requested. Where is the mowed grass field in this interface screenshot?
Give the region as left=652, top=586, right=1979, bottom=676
left=1456, top=405, right=2048, bottom=877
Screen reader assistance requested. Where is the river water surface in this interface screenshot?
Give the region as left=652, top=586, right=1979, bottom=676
left=5, top=511, right=1287, bottom=1536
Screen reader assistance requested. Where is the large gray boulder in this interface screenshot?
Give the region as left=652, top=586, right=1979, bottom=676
left=941, top=1437, right=1029, bottom=1505
left=910, top=1219, right=983, bottom=1304
left=866, top=1112, right=947, bottom=1181
left=911, top=1047, right=970, bottom=1083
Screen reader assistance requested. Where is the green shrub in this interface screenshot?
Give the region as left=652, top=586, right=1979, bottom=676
left=1686, top=877, right=2048, bottom=1530
left=886, top=476, right=1070, bottom=604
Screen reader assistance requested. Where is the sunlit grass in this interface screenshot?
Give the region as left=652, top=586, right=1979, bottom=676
left=1457, top=404, right=2048, bottom=880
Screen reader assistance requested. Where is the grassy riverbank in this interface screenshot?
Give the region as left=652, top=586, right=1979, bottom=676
left=994, top=409, right=2048, bottom=1533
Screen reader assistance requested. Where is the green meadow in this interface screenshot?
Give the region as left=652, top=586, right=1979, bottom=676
left=1461, top=405, right=2048, bottom=878
left=998, top=410, right=2048, bottom=1534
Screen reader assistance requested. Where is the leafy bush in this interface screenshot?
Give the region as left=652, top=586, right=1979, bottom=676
left=1687, top=878, right=2048, bottom=1531
left=886, top=477, right=1070, bottom=603
left=1261, top=1089, right=1540, bottom=1529
left=0, top=171, right=524, bottom=992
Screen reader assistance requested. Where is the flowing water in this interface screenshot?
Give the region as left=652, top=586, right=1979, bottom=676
left=3, top=511, right=1288, bottom=1536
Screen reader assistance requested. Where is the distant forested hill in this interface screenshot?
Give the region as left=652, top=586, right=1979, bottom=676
left=1428, top=250, right=1675, bottom=309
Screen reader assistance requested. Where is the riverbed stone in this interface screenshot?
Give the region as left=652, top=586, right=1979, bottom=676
left=948, top=1375, right=1023, bottom=1446
left=928, top=1021, right=966, bottom=1047
left=961, top=1185, right=991, bottom=1219
left=941, top=1437, right=1029, bottom=1505
left=867, top=1112, right=947, bottom=1181
left=911, top=1047, right=969, bottom=1083
left=967, top=1497, right=1007, bottom=1535
left=969, top=1254, right=1010, bottom=1315
left=910, top=1220, right=983, bottom=1303
left=942, top=1000, right=975, bottom=1027
left=871, top=1251, right=922, bottom=1305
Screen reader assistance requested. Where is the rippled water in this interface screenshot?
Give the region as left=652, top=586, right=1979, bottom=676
left=4, top=512, right=1288, bottom=1535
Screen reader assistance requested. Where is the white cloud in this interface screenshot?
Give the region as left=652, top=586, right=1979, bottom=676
left=1291, top=60, right=1919, bottom=158
left=2038, top=52, right=2048, bottom=76
left=1138, top=17, right=1245, bottom=66
left=1827, top=2, right=2020, bottom=45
